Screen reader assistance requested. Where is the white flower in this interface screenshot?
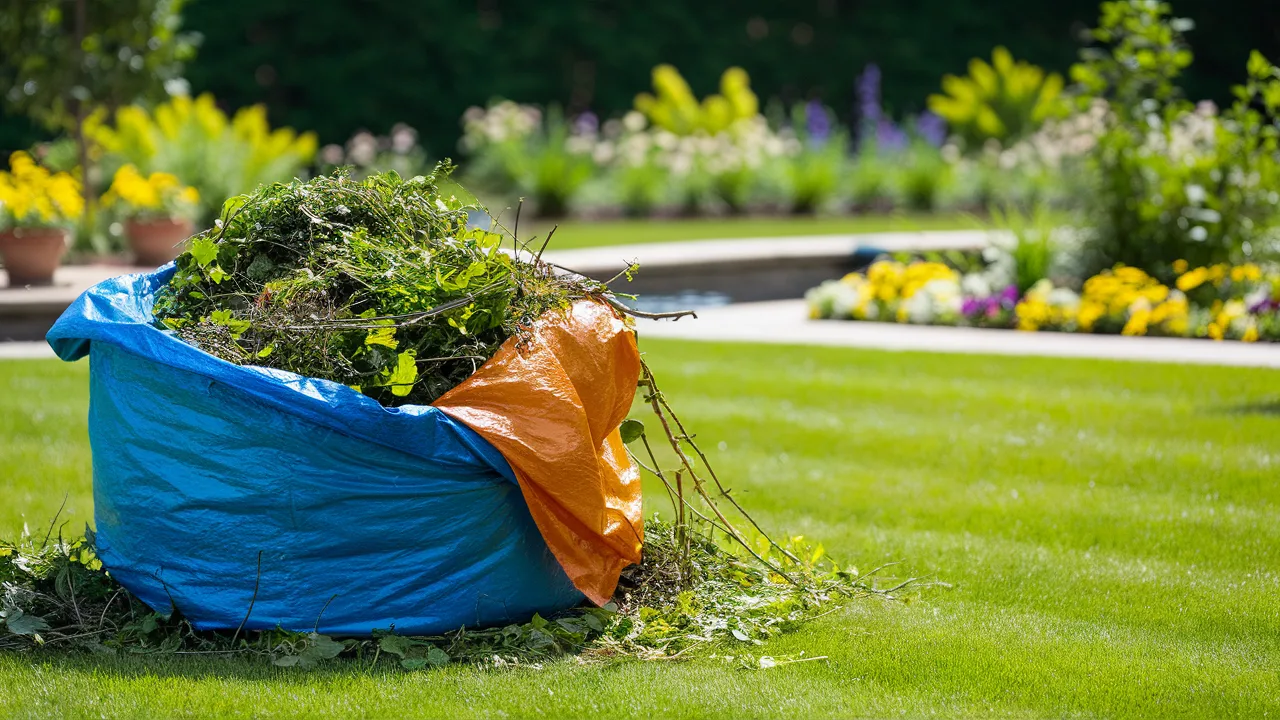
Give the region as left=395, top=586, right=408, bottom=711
left=623, top=111, right=647, bottom=133
left=1047, top=288, right=1080, bottom=308
left=390, top=124, right=417, bottom=155
left=905, top=278, right=962, bottom=324
left=961, top=272, right=993, bottom=298
left=592, top=142, right=615, bottom=165
left=565, top=136, right=594, bottom=155
left=828, top=282, right=863, bottom=318
left=346, top=132, right=378, bottom=166
left=320, top=144, right=345, bottom=165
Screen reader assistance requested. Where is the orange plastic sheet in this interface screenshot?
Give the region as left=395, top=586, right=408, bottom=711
left=433, top=299, right=643, bottom=605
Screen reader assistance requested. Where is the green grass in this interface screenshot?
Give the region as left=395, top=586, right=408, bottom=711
left=525, top=212, right=978, bottom=250
left=1, top=344, right=1278, bottom=718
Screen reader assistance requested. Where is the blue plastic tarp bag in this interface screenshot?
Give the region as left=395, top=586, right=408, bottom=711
left=46, top=265, right=584, bottom=636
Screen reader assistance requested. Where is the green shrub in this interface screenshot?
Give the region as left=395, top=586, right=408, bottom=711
left=460, top=102, right=596, bottom=217
left=1072, top=1, right=1280, bottom=278
left=894, top=141, right=951, bottom=212
left=633, top=65, right=759, bottom=136
left=847, top=150, right=893, bottom=212
left=928, top=47, right=1065, bottom=148
left=783, top=103, right=848, bottom=214
left=990, top=202, right=1061, bottom=294
left=86, top=93, right=317, bottom=227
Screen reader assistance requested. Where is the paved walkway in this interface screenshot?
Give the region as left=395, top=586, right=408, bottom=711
left=635, top=300, right=1280, bottom=368
left=0, top=341, right=53, bottom=359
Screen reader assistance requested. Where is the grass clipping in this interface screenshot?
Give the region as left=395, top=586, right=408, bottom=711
left=2, top=167, right=918, bottom=668
left=153, top=165, right=595, bottom=406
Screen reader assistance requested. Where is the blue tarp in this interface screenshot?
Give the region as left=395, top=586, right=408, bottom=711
left=46, top=266, right=583, bottom=636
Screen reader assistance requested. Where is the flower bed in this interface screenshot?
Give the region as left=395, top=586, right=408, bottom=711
left=806, top=259, right=1280, bottom=343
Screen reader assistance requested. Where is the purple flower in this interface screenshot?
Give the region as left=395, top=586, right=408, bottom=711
left=875, top=117, right=908, bottom=152
left=856, top=64, right=883, bottom=126
left=1249, top=298, right=1278, bottom=314
left=573, top=111, right=599, bottom=136
left=916, top=111, right=947, bottom=147
left=961, top=297, right=982, bottom=315
left=805, top=100, right=831, bottom=146
left=998, top=285, right=1020, bottom=308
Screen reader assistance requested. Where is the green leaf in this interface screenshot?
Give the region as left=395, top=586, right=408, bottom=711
left=256, top=345, right=274, bottom=359
left=1248, top=50, right=1272, bottom=80
left=377, top=634, right=412, bottom=658
left=209, top=265, right=230, bottom=284
left=189, top=237, right=218, bottom=268
left=297, top=632, right=345, bottom=665
left=365, top=324, right=398, bottom=349
left=619, top=419, right=645, bottom=444
left=220, top=194, right=248, bottom=219
left=384, top=351, right=418, bottom=397
left=5, top=610, right=50, bottom=636
left=425, top=646, right=451, bottom=666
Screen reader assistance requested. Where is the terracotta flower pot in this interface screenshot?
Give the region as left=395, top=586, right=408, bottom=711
left=0, top=226, right=69, bottom=288
left=125, top=217, right=194, bottom=267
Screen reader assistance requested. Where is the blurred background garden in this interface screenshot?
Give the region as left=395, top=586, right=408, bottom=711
left=2, top=0, right=1280, bottom=342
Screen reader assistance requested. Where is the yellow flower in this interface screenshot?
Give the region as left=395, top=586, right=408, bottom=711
left=0, top=152, right=83, bottom=225
left=102, top=164, right=198, bottom=217
left=1139, top=284, right=1169, bottom=304
left=1207, top=323, right=1224, bottom=341
left=1243, top=323, right=1259, bottom=343
left=1077, top=301, right=1104, bottom=332
left=1173, top=259, right=1188, bottom=274
left=1176, top=267, right=1208, bottom=292
left=1122, top=308, right=1150, bottom=336
left=1231, top=264, right=1262, bottom=283
left=1015, top=298, right=1050, bottom=331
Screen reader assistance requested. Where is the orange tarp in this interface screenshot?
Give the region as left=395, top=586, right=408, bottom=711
left=433, top=299, right=643, bottom=605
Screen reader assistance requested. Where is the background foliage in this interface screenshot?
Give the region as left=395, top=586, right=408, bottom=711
left=2, top=0, right=1276, bottom=157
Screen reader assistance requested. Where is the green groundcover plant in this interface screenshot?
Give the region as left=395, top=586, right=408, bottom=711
left=0, top=518, right=908, bottom=669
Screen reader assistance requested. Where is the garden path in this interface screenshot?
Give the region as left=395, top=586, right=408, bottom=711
left=636, top=299, right=1280, bottom=368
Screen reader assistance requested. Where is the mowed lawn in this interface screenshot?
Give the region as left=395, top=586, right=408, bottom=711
left=1, top=342, right=1277, bottom=718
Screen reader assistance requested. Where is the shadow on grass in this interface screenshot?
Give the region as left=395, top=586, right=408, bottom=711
left=1213, top=399, right=1280, bottom=417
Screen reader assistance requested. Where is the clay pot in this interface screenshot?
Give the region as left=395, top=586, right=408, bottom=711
left=0, top=226, right=69, bottom=287
left=125, top=217, right=194, bottom=267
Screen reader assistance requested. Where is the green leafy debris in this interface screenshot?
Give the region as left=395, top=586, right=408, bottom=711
left=153, top=166, right=607, bottom=407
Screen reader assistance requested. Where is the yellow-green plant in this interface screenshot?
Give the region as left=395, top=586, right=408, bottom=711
left=87, top=93, right=317, bottom=224
left=100, top=164, right=199, bottom=221
left=0, top=151, right=83, bottom=229
left=634, top=65, right=759, bottom=135
left=928, top=47, right=1065, bottom=147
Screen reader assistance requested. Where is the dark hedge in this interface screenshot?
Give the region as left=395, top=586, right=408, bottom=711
left=2, top=0, right=1276, bottom=157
